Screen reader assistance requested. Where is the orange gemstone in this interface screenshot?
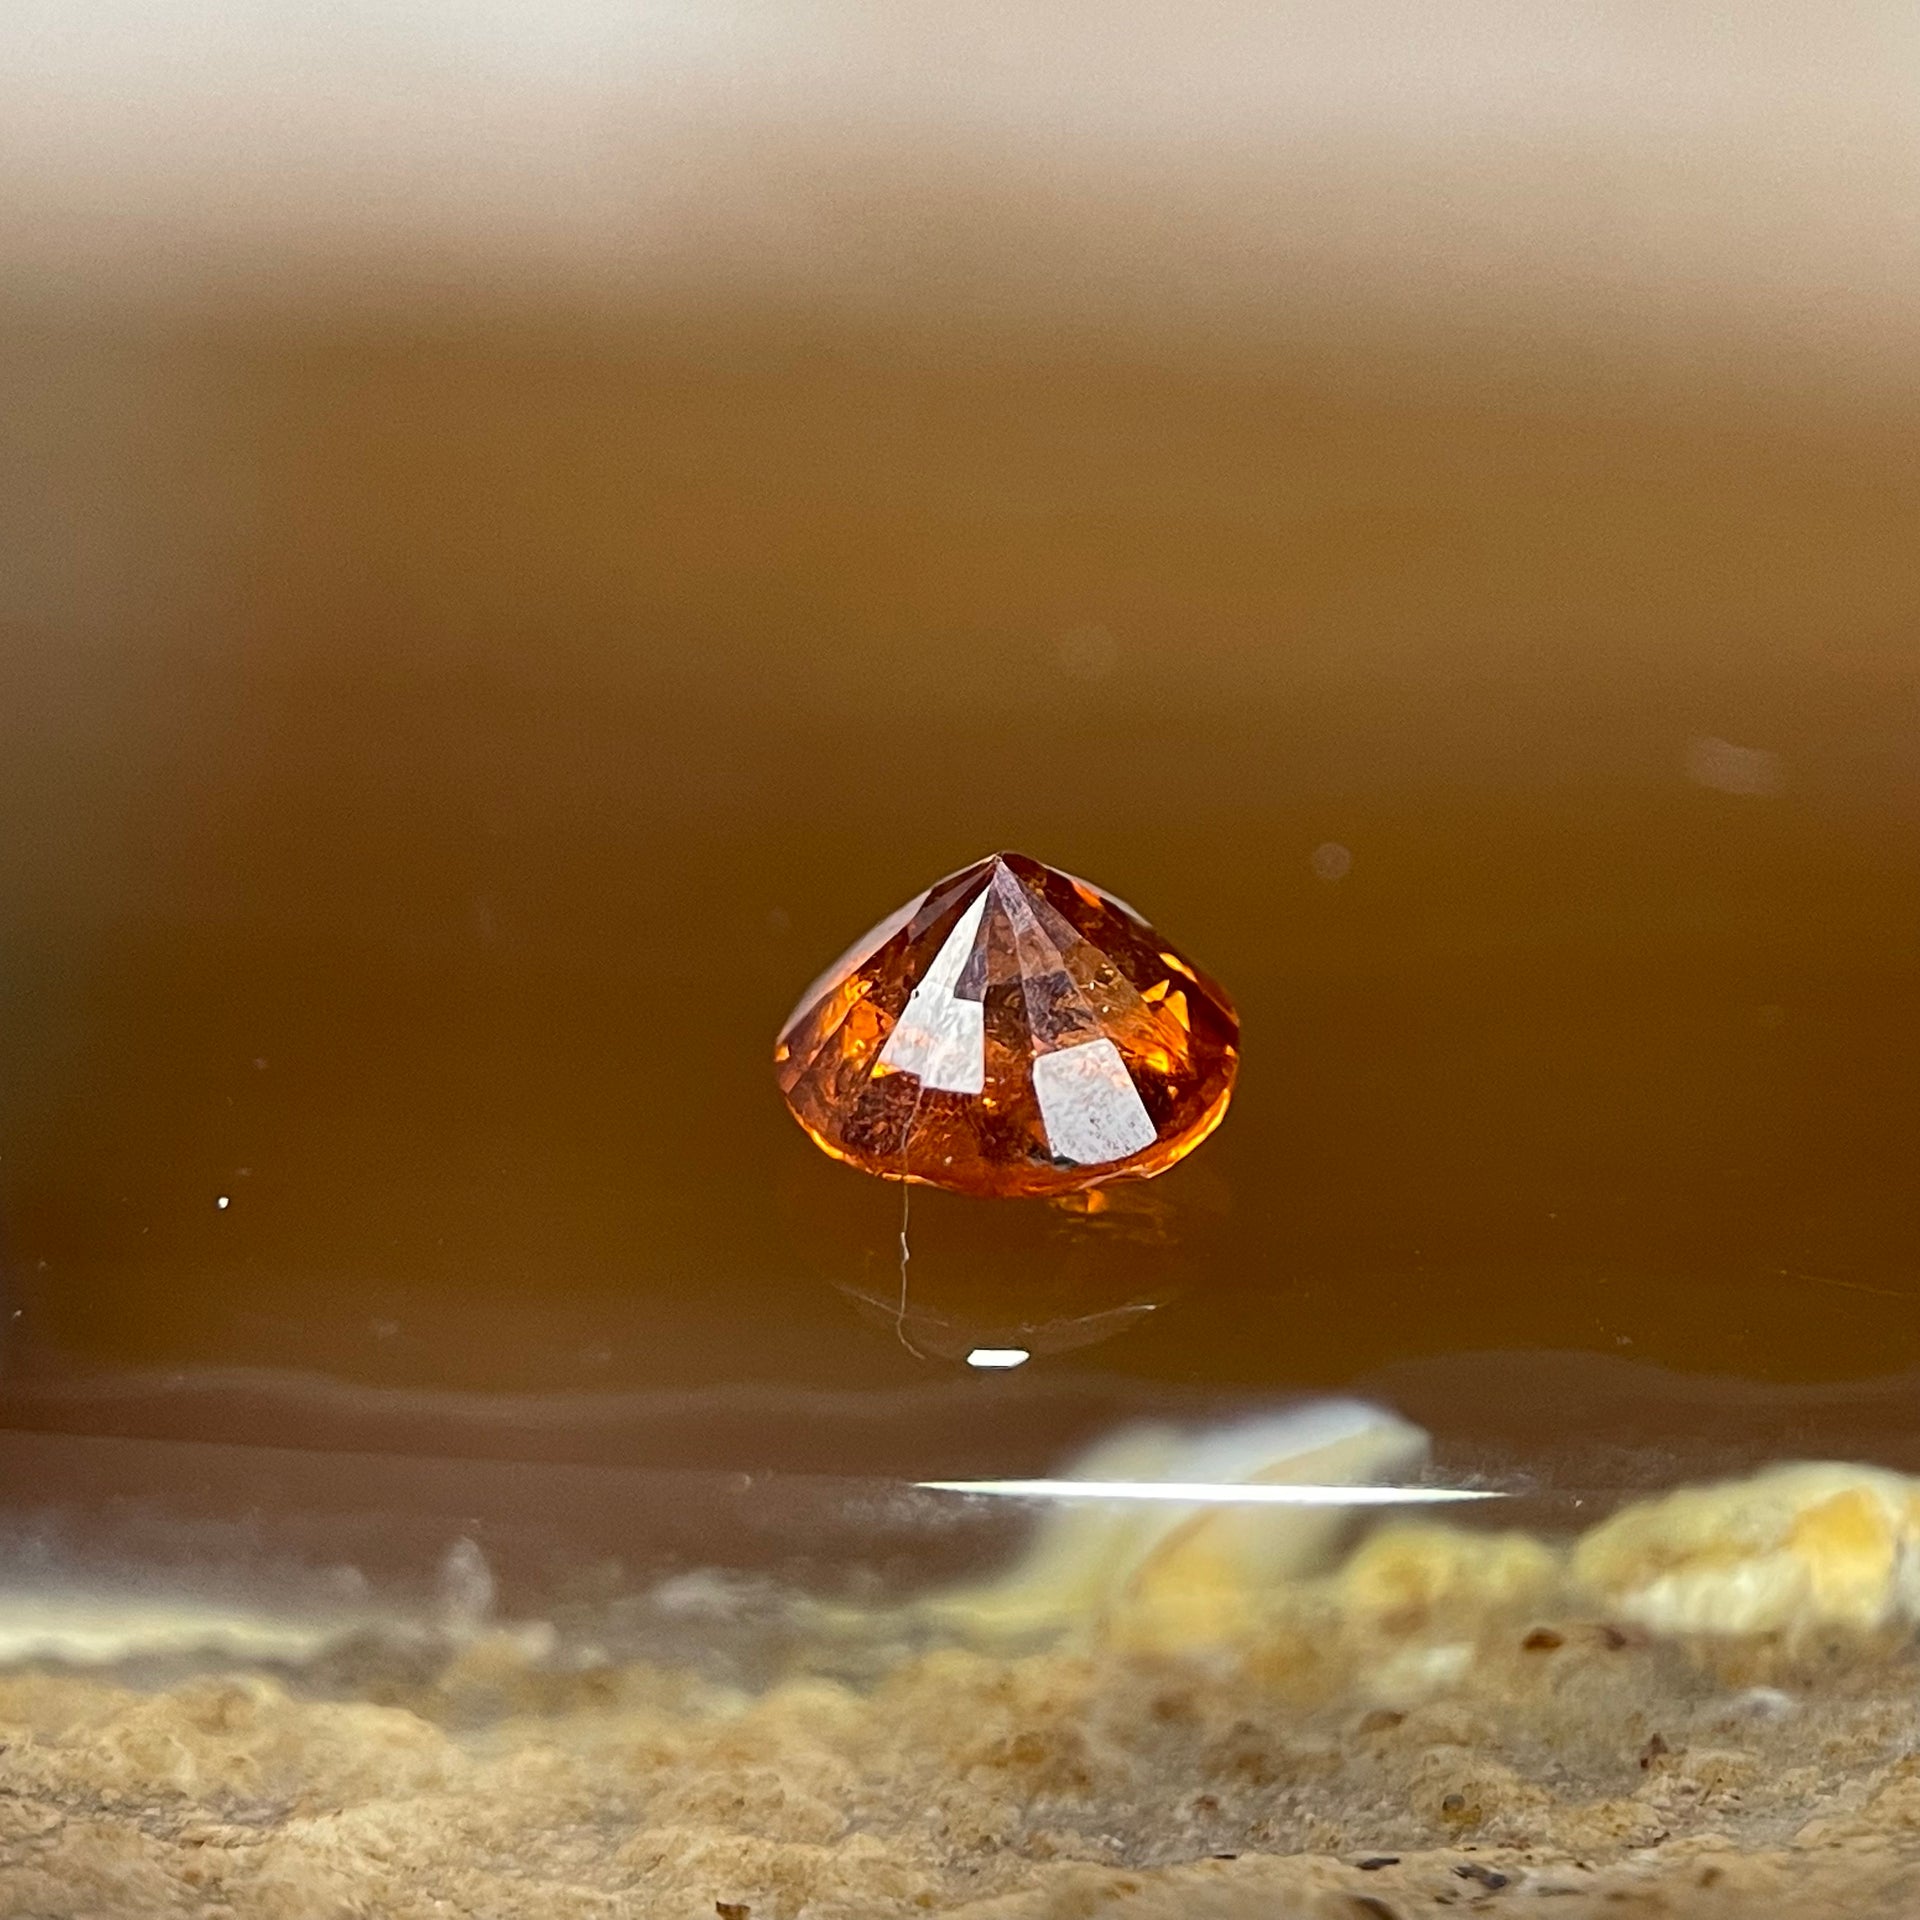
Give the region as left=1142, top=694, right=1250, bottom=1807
left=775, top=853, right=1238, bottom=1198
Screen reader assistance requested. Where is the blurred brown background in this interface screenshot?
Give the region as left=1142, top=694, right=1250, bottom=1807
left=0, top=5, right=1916, bottom=1400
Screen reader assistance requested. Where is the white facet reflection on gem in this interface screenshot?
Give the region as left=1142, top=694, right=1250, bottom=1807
left=877, top=888, right=987, bottom=1093
left=915, top=1479, right=1504, bottom=1505
left=1031, top=1036, right=1156, bottom=1165
left=965, top=1347, right=1031, bottom=1369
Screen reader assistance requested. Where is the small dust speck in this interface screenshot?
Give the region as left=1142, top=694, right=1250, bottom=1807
left=1054, top=624, right=1120, bottom=679
left=1311, top=840, right=1353, bottom=881
left=1685, top=735, right=1784, bottom=796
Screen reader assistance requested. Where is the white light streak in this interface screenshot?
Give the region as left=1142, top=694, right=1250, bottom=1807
left=915, top=1479, right=1504, bottom=1505
left=877, top=888, right=987, bottom=1093
left=965, top=1347, right=1031, bottom=1369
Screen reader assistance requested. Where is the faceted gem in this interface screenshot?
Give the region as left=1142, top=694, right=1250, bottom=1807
left=775, top=853, right=1239, bottom=1198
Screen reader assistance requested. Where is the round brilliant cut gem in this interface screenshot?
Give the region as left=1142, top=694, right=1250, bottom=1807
left=775, top=853, right=1238, bottom=1198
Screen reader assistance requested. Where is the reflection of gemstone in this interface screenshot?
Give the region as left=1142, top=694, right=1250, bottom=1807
left=775, top=853, right=1238, bottom=1198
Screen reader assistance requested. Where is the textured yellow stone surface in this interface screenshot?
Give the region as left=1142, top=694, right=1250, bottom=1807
left=12, top=1446, right=1920, bottom=1913
left=1572, top=1463, right=1920, bottom=1636
left=1340, top=1523, right=1562, bottom=1621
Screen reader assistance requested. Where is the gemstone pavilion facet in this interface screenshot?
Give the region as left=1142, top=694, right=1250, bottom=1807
left=775, top=853, right=1238, bottom=1198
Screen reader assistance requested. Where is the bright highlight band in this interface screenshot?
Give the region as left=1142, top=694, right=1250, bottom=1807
left=915, top=1479, right=1505, bottom=1505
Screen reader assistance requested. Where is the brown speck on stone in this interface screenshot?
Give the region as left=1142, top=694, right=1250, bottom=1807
left=1523, top=1627, right=1565, bottom=1651
left=1455, top=1862, right=1510, bottom=1889
left=1357, top=1855, right=1401, bottom=1870
left=1639, top=1733, right=1671, bottom=1770
left=1357, top=1709, right=1405, bottom=1735
left=1597, top=1624, right=1631, bottom=1650
left=716, top=1904, right=750, bottom=1919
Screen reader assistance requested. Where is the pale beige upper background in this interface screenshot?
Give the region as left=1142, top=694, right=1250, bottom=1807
left=3, top=2, right=1917, bottom=378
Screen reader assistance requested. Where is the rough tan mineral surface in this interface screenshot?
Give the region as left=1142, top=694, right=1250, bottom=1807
left=3, top=1548, right=1920, bottom=1915
left=11, top=1452, right=1920, bottom=1917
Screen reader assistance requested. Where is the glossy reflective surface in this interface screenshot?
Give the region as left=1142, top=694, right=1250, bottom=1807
left=0, top=306, right=1916, bottom=1399
left=776, top=854, right=1238, bottom=1197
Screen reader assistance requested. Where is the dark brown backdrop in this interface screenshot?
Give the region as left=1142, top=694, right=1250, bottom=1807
left=1, top=298, right=1915, bottom=1402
